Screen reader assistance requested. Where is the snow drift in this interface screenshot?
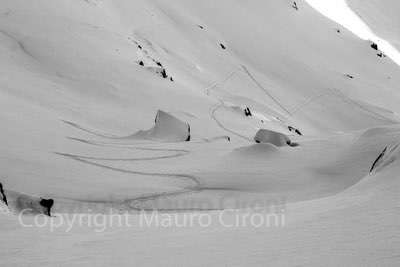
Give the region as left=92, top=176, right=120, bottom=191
left=132, top=110, right=190, bottom=142
left=254, top=129, right=295, bottom=147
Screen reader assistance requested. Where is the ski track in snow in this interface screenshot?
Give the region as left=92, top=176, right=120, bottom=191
left=4, top=12, right=396, bottom=214
left=210, top=101, right=252, bottom=142
left=55, top=151, right=202, bottom=210
left=55, top=152, right=242, bottom=212
left=0, top=30, right=38, bottom=60
left=55, top=121, right=241, bottom=211
left=61, top=120, right=127, bottom=139
left=56, top=119, right=203, bottom=210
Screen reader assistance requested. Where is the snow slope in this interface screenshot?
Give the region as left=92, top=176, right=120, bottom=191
left=0, top=0, right=399, bottom=266
left=348, top=0, right=400, bottom=51
left=0, top=139, right=399, bottom=266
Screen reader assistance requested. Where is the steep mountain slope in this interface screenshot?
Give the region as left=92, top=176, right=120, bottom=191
left=0, top=0, right=399, bottom=266
left=1, top=0, right=400, bottom=200
left=348, top=0, right=400, bottom=51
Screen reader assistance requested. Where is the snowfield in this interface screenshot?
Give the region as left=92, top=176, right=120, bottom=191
left=0, top=0, right=399, bottom=266
left=348, top=0, right=400, bottom=51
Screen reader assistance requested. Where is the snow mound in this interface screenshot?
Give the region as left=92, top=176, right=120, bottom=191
left=132, top=110, right=190, bottom=142
left=254, top=129, right=294, bottom=147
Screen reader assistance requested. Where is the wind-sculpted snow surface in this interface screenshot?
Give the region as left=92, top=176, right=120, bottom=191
left=132, top=110, right=191, bottom=142
left=254, top=129, right=294, bottom=147
left=348, top=0, right=400, bottom=51
left=0, top=0, right=399, bottom=265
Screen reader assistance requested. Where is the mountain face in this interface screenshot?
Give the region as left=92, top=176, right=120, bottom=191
left=0, top=1, right=399, bottom=266
left=348, top=0, right=400, bottom=51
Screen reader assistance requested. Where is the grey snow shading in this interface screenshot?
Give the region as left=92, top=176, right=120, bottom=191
left=254, top=129, right=298, bottom=147
left=132, top=110, right=191, bottom=142
left=231, top=143, right=279, bottom=158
